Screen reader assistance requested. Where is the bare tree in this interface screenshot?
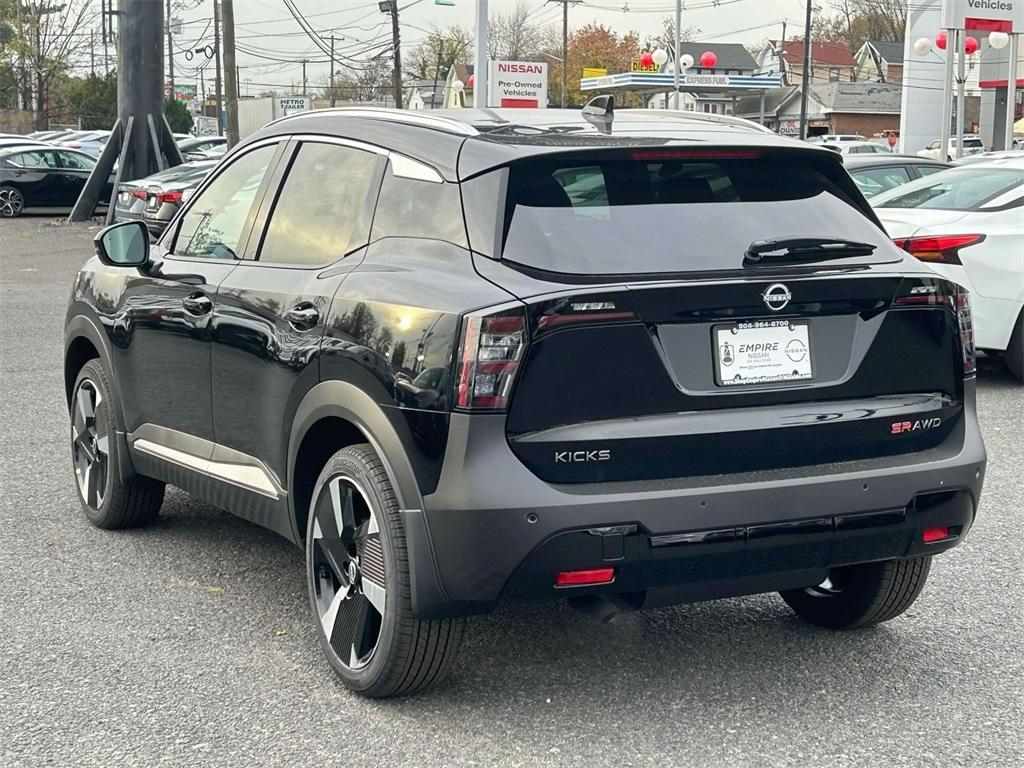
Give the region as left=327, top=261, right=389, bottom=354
left=16, top=0, right=92, bottom=127
left=488, top=0, right=540, bottom=60
left=407, top=25, right=473, bottom=81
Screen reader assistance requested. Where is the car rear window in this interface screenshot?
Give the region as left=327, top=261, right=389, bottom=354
left=489, top=151, right=891, bottom=275
left=873, top=167, right=1024, bottom=211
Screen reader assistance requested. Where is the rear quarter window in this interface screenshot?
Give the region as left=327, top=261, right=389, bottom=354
left=370, top=164, right=467, bottom=247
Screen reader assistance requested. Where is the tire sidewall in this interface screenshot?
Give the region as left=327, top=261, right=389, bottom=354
left=305, top=449, right=404, bottom=693
left=71, top=361, right=117, bottom=526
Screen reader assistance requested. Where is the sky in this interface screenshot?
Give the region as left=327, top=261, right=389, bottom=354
left=160, top=0, right=813, bottom=97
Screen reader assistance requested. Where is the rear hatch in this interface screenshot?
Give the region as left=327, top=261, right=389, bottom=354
left=460, top=146, right=969, bottom=483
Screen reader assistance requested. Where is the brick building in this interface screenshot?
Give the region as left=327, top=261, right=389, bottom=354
left=736, top=81, right=902, bottom=138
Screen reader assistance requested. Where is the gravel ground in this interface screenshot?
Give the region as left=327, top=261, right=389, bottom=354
left=1, top=217, right=1022, bottom=767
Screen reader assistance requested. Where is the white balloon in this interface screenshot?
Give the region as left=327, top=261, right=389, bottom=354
left=989, top=31, right=1010, bottom=50
left=451, top=79, right=465, bottom=92
left=652, top=48, right=668, bottom=66
left=913, top=37, right=932, bottom=56
left=680, top=53, right=694, bottom=69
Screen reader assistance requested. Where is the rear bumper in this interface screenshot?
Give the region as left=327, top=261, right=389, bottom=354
left=413, top=384, right=986, bottom=619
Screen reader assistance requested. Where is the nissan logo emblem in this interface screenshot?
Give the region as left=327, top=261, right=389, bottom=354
left=762, top=283, right=792, bottom=311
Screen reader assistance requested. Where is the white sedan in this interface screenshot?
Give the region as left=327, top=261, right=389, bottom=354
left=872, top=156, right=1024, bottom=380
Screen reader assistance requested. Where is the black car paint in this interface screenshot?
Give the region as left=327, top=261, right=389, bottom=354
left=64, top=110, right=986, bottom=620
left=0, top=148, right=113, bottom=208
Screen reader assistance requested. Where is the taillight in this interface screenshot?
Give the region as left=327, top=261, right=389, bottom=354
left=895, top=234, right=985, bottom=265
left=956, top=287, right=976, bottom=376
left=130, top=189, right=147, bottom=200
left=157, top=190, right=183, bottom=204
left=456, top=308, right=527, bottom=410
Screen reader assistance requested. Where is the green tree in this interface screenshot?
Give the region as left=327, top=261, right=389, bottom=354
left=56, top=71, right=116, bottom=129
left=164, top=96, right=193, bottom=134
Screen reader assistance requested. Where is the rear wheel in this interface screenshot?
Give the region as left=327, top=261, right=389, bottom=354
left=0, top=185, right=24, bottom=217
left=306, top=444, right=464, bottom=698
left=780, top=556, right=931, bottom=629
left=70, top=360, right=165, bottom=529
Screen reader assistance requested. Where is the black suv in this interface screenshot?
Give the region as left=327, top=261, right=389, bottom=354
left=64, top=107, right=986, bottom=698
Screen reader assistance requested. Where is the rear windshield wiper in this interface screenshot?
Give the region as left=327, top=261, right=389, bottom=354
left=744, top=237, right=877, bottom=266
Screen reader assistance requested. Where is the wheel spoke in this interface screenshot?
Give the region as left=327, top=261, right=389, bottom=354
left=316, top=537, right=350, bottom=587
left=76, top=386, right=95, bottom=430
left=328, top=592, right=374, bottom=665
left=362, top=573, right=386, bottom=617
left=330, top=478, right=357, bottom=548
left=319, top=582, right=349, bottom=639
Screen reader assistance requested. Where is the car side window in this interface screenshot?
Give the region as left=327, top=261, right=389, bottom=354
left=257, top=142, right=382, bottom=265
left=850, top=166, right=911, bottom=198
left=57, top=151, right=95, bottom=170
left=173, top=144, right=276, bottom=261
left=917, top=165, right=946, bottom=178
left=11, top=150, right=58, bottom=169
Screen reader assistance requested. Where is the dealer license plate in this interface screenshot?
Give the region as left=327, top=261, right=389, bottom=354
left=714, top=319, right=813, bottom=387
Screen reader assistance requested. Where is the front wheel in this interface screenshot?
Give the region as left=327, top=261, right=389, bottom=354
left=306, top=444, right=464, bottom=698
left=780, top=556, right=931, bottom=629
left=70, top=360, right=165, bottom=528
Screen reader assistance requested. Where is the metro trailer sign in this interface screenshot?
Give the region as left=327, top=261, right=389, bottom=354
left=488, top=61, right=548, bottom=108
left=942, top=0, right=1024, bottom=30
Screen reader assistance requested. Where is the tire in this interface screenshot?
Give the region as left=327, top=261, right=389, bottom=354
left=1004, top=310, right=1024, bottom=382
left=70, top=360, right=165, bottom=529
left=780, top=556, right=932, bottom=630
left=305, top=444, right=464, bottom=698
left=0, top=185, right=24, bottom=217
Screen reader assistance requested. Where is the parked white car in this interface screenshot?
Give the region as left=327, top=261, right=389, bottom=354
left=823, top=140, right=892, bottom=156
left=917, top=136, right=985, bottom=161
left=872, top=157, right=1024, bottom=379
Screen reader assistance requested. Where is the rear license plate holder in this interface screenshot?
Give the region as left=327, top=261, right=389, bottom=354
left=713, top=319, right=813, bottom=387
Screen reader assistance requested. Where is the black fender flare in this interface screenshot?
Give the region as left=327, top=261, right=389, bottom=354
left=287, top=380, right=455, bottom=618
left=64, top=310, right=138, bottom=483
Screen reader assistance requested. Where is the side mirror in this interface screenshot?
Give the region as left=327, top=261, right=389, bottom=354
left=94, top=220, right=150, bottom=268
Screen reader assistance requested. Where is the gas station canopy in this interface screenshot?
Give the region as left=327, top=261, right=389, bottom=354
left=581, top=71, right=784, bottom=94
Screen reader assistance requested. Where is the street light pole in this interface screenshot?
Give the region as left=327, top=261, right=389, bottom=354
left=798, top=0, right=812, bottom=140
left=474, top=0, right=488, bottom=108
left=1006, top=34, right=1020, bottom=150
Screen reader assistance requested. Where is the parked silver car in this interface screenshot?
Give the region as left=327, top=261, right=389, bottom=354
left=114, top=160, right=217, bottom=235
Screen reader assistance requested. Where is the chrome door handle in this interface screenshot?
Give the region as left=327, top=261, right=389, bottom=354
left=286, top=303, right=320, bottom=331
left=182, top=292, right=213, bottom=316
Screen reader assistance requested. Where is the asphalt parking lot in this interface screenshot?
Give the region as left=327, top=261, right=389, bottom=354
left=1, top=216, right=1022, bottom=767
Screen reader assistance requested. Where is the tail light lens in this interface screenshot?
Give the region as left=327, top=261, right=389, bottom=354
left=895, top=234, right=985, bottom=265
left=456, top=309, right=527, bottom=410
left=129, top=189, right=148, bottom=200
left=157, top=190, right=183, bottom=204
left=956, top=287, right=976, bottom=376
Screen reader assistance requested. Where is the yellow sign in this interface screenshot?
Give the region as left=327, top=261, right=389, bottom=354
left=582, top=67, right=607, bottom=79
left=631, top=61, right=659, bottom=73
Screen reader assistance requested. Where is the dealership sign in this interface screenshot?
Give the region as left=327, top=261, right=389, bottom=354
left=488, top=61, right=548, bottom=108
left=942, top=0, right=1024, bottom=30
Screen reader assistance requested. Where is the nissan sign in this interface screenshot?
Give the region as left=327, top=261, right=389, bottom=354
left=488, top=61, right=548, bottom=108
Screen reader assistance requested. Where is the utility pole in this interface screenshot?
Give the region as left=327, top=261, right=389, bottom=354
left=798, top=0, right=813, bottom=140
left=547, top=0, right=573, bottom=108
left=166, top=0, right=174, bottom=93
left=329, top=35, right=336, bottom=107
left=90, top=31, right=95, bottom=77
left=674, top=0, right=681, bottom=108
left=381, top=1, right=403, bottom=109
left=223, top=0, right=239, bottom=147
left=213, top=0, right=223, bottom=133
left=301, top=59, right=308, bottom=96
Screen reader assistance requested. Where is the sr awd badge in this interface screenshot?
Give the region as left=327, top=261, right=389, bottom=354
left=762, top=283, right=792, bottom=312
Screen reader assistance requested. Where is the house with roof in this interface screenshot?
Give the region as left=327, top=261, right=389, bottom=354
left=736, top=81, right=902, bottom=138
left=855, top=41, right=905, bottom=84
left=755, top=40, right=857, bottom=86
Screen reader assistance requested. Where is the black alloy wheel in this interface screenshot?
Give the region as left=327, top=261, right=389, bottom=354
left=71, top=377, right=109, bottom=510
left=310, top=474, right=388, bottom=671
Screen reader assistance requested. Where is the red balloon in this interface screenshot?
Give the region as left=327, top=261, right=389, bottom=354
left=468, top=74, right=475, bottom=87
left=964, top=35, right=979, bottom=54
left=936, top=30, right=948, bottom=50
left=700, top=51, right=718, bottom=68
left=639, top=51, right=654, bottom=67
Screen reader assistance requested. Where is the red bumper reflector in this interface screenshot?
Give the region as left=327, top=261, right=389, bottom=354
left=922, top=526, right=950, bottom=543
left=555, top=568, right=615, bottom=587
